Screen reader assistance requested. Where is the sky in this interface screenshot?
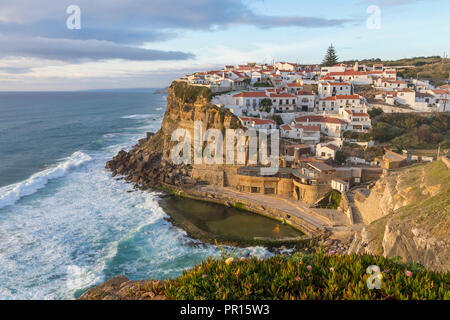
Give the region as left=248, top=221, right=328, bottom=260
left=0, top=0, right=449, bottom=91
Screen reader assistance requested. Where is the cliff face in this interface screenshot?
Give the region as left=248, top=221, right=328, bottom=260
left=348, top=161, right=450, bottom=272
left=106, top=81, right=242, bottom=189
left=354, top=163, right=445, bottom=224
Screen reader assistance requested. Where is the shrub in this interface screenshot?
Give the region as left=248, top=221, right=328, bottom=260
left=163, top=249, right=449, bottom=300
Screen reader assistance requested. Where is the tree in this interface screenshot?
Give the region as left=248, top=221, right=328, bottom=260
left=260, top=98, right=273, bottom=112
left=322, top=44, right=338, bottom=66
left=335, top=151, right=346, bottom=164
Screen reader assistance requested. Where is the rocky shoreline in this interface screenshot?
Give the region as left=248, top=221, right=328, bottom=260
left=106, top=132, right=196, bottom=190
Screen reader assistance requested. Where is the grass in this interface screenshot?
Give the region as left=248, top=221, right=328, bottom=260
left=162, top=248, right=449, bottom=300
left=316, top=190, right=341, bottom=209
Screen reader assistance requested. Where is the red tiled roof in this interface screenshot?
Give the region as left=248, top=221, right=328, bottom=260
left=324, top=144, right=339, bottom=151
left=329, top=71, right=367, bottom=76
left=324, top=82, right=351, bottom=86
left=286, top=83, right=302, bottom=87
left=432, top=89, right=449, bottom=95
left=281, top=124, right=292, bottom=131
left=298, top=125, right=320, bottom=132
left=269, top=93, right=297, bottom=98
left=352, top=112, right=369, bottom=117
left=239, top=117, right=276, bottom=125
left=232, top=92, right=267, bottom=98
left=295, top=115, right=347, bottom=125
left=297, top=91, right=315, bottom=96
left=336, top=94, right=360, bottom=100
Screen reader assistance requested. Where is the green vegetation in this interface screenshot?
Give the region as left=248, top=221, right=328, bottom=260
left=233, top=202, right=245, bottom=210
left=163, top=248, right=449, bottom=300
left=335, top=151, right=346, bottom=164
left=368, top=107, right=383, bottom=118
left=260, top=98, right=273, bottom=113
left=271, top=114, right=283, bottom=126
left=253, top=81, right=273, bottom=88
left=171, top=81, right=212, bottom=103
left=322, top=44, right=338, bottom=67
left=342, top=56, right=449, bottom=80
left=370, top=113, right=450, bottom=149
left=317, top=190, right=341, bottom=209
left=343, top=131, right=373, bottom=142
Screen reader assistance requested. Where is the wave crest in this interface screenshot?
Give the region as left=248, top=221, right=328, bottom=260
left=0, top=151, right=92, bottom=209
left=121, top=114, right=155, bottom=120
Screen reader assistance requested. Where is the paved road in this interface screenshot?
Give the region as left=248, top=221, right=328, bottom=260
left=194, top=185, right=347, bottom=231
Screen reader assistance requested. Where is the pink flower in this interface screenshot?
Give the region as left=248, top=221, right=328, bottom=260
left=306, top=265, right=312, bottom=271
left=328, top=250, right=335, bottom=255
left=202, top=274, right=207, bottom=279
left=405, top=270, right=412, bottom=277
left=295, top=277, right=301, bottom=281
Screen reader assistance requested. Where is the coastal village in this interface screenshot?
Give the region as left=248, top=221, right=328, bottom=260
left=106, top=53, right=449, bottom=268
left=169, top=57, right=449, bottom=238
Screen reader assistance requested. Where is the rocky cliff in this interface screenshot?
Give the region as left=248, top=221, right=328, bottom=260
left=106, top=81, right=242, bottom=189
left=348, top=160, right=450, bottom=272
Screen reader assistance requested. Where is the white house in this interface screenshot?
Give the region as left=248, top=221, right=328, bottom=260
left=284, top=82, right=304, bottom=94
left=318, top=94, right=363, bottom=113
left=293, top=115, right=349, bottom=138
left=376, top=78, right=408, bottom=91
left=269, top=93, right=297, bottom=112
left=280, top=124, right=320, bottom=144
left=316, top=143, right=340, bottom=160
left=331, top=179, right=350, bottom=192
left=297, top=91, right=316, bottom=112
left=395, top=89, right=416, bottom=106
left=318, top=82, right=352, bottom=98
left=239, top=117, right=276, bottom=130
left=232, top=91, right=268, bottom=112
left=339, top=109, right=371, bottom=132
left=328, top=71, right=372, bottom=85
left=320, top=64, right=348, bottom=77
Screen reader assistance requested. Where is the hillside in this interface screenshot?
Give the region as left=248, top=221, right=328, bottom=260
left=342, top=56, right=449, bottom=82
left=369, top=112, right=450, bottom=149
left=349, top=160, right=450, bottom=272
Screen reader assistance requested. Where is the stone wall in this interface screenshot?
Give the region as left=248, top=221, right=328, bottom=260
left=293, top=180, right=331, bottom=204
left=440, top=156, right=450, bottom=169
left=191, top=164, right=240, bottom=188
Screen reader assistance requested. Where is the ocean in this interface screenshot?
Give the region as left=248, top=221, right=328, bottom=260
left=0, top=90, right=268, bottom=300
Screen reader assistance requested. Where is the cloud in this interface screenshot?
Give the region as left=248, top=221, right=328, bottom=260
left=0, top=35, right=194, bottom=62
left=0, top=66, right=32, bottom=74
left=0, top=0, right=356, bottom=44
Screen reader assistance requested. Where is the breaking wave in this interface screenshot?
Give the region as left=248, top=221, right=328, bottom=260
left=0, top=151, right=92, bottom=210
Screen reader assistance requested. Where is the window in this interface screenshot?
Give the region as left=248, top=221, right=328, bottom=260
left=236, top=99, right=239, bottom=105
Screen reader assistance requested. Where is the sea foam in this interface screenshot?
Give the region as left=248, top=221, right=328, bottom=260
left=0, top=151, right=92, bottom=209
left=121, top=114, right=155, bottom=120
